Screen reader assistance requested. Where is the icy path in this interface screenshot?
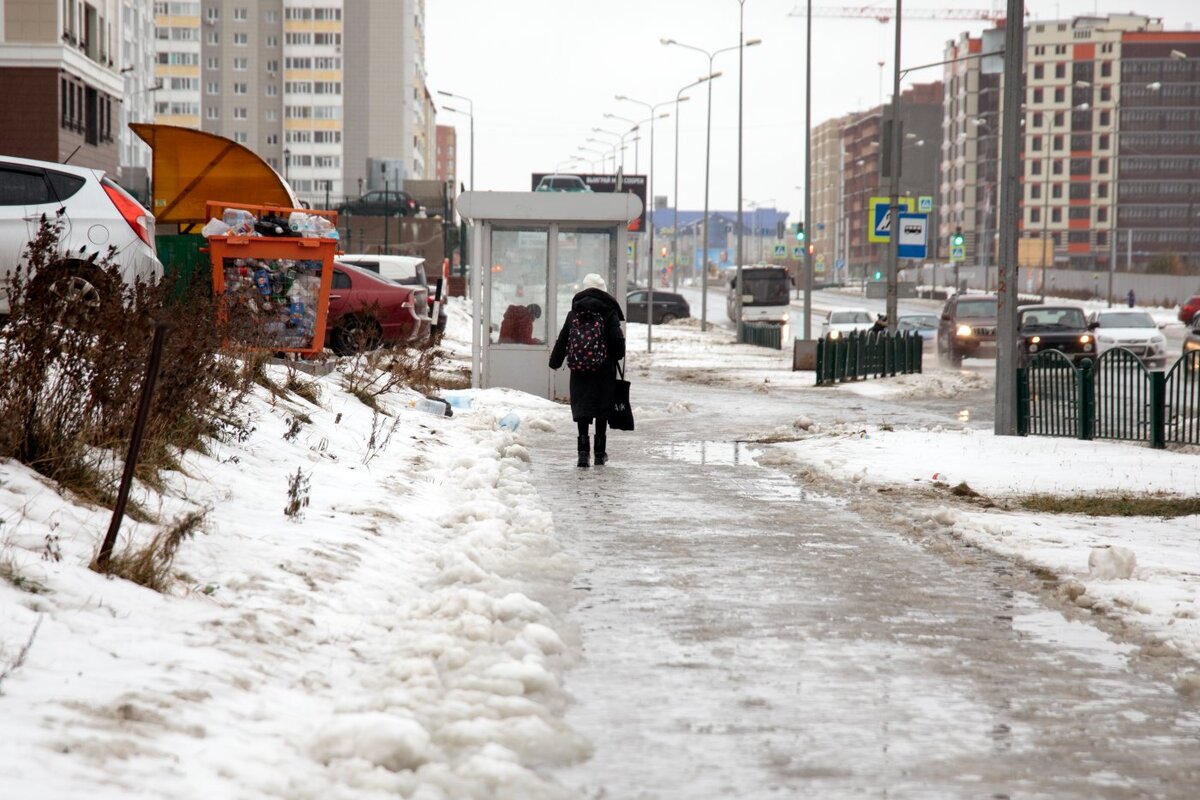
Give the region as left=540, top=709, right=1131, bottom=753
left=531, top=378, right=1200, bottom=799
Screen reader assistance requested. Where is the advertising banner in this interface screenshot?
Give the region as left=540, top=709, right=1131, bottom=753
left=531, top=173, right=648, bottom=232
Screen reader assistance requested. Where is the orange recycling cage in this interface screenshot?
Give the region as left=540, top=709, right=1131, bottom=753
left=206, top=201, right=340, bottom=355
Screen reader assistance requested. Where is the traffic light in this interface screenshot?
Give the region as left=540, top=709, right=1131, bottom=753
left=808, top=243, right=815, bottom=255
left=951, top=226, right=965, bottom=248
left=796, top=222, right=806, bottom=243
left=659, top=245, right=668, bottom=258
left=776, top=220, right=786, bottom=239
left=873, top=270, right=883, bottom=281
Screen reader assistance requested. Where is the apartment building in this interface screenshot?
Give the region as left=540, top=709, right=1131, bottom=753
left=155, top=1, right=428, bottom=207
left=841, top=83, right=943, bottom=277
left=435, top=124, right=456, bottom=191
left=119, top=0, right=156, bottom=200
left=809, top=114, right=850, bottom=266
left=0, top=0, right=127, bottom=175
left=943, top=14, right=1194, bottom=271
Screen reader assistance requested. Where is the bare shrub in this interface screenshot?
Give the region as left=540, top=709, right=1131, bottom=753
left=340, top=343, right=444, bottom=408
left=0, top=218, right=254, bottom=505
left=284, top=468, right=310, bottom=520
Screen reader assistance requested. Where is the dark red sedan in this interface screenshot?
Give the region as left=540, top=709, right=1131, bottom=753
left=326, top=261, right=431, bottom=355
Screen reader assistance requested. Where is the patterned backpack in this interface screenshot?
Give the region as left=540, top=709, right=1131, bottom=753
left=566, top=309, right=608, bottom=371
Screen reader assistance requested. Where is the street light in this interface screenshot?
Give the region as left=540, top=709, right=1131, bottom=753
left=662, top=36, right=758, bottom=331
left=617, top=94, right=676, bottom=352
left=437, top=90, right=474, bottom=192
left=671, top=74, right=716, bottom=293
left=283, top=148, right=291, bottom=183
left=591, top=127, right=625, bottom=172
left=734, top=0, right=762, bottom=340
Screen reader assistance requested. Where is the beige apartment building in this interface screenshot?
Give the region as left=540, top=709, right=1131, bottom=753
left=155, top=0, right=430, bottom=207
left=809, top=114, right=851, bottom=271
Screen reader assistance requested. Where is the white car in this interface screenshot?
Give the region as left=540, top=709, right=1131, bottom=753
left=1086, top=309, right=1169, bottom=369
left=820, top=307, right=874, bottom=339
left=0, top=155, right=161, bottom=314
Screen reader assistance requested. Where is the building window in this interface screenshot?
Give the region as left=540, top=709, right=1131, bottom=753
left=1053, top=135, right=1064, bottom=151
left=266, top=59, right=278, bottom=73
left=1051, top=208, right=1062, bottom=223
left=233, top=57, right=248, bottom=70
left=1031, top=208, right=1041, bottom=223
left=1097, top=231, right=1107, bottom=245
left=1032, top=161, right=1042, bottom=175
left=266, top=35, right=278, bottom=47
left=206, top=57, right=219, bottom=70
left=1098, top=207, right=1108, bottom=222
left=1055, top=63, right=1066, bottom=79
left=207, top=31, right=218, bottom=45
left=266, top=133, right=278, bottom=145
left=1033, top=88, right=1044, bottom=104
left=1054, top=87, right=1065, bottom=103
left=265, top=10, right=278, bottom=23
left=1030, top=183, right=1042, bottom=200
left=1101, top=61, right=1112, bottom=78
left=206, top=106, right=217, bottom=120
left=1054, top=111, right=1064, bottom=127
left=232, top=107, right=247, bottom=119
left=1099, top=110, right=1110, bottom=126
left=1052, top=183, right=1063, bottom=199
left=265, top=109, right=277, bottom=121
left=233, top=131, right=248, bottom=143
left=232, top=83, right=247, bottom=95
left=1052, top=160, right=1064, bottom=175
left=205, top=7, right=219, bottom=21
left=266, top=84, right=278, bottom=96
left=1100, top=86, right=1112, bottom=102
left=1098, top=158, right=1109, bottom=174
left=1032, top=135, right=1042, bottom=151
left=233, top=8, right=247, bottom=21
left=1034, top=64, right=1044, bottom=80
left=206, top=81, right=219, bottom=95
left=1098, top=182, right=1108, bottom=198
left=233, top=33, right=248, bottom=46
left=1033, top=111, right=1044, bottom=127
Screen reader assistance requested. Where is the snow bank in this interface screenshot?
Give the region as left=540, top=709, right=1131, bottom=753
left=0, top=359, right=583, bottom=799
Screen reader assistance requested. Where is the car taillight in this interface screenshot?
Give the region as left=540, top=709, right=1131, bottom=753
left=101, top=178, right=154, bottom=247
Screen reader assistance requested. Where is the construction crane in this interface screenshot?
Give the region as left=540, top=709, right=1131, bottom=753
left=788, top=5, right=1009, bottom=23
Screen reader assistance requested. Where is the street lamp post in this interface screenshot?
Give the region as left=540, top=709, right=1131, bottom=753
left=591, top=128, right=625, bottom=172
left=618, top=95, right=676, bottom=353
left=663, top=36, right=759, bottom=332
left=283, top=148, right=291, bottom=184
left=437, top=91, right=474, bottom=192
left=672, top=75, right=715, bottom=293
left=735, top=0, right=750, bottom=341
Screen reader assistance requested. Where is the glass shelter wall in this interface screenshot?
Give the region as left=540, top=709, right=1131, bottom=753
left=490, top=229, right=549, bottom=345
left=555, top=230, right=614, bottom=329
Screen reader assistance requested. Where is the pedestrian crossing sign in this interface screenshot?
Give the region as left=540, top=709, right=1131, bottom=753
left=774, top=244, right=786, bottom=257
left=950, top=243, right=966, bottom=262
left=791, top=245, right=803, bottom=258
left=868, top=196, right=915, bottom=244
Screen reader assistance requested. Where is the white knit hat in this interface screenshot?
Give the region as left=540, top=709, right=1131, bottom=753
left=582, top=273, right=607, bottom=291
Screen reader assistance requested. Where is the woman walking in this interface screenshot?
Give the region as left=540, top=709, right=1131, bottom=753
left=549, top=273, right=626, bottom=467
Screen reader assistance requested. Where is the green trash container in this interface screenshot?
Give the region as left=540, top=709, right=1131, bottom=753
left=155, top=233, right=210, bottom=300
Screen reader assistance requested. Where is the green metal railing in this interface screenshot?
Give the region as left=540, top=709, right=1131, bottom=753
left=1017, top=347, right=1199, bottom=449
left=815, top=330, right=923, bottom=386
left=1165, top=350, right=1200, bottom=446
left=739, top=322, right=783, bottom=350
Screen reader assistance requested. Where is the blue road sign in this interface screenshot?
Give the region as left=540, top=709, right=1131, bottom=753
left=897, top=212, right=928, bottom=260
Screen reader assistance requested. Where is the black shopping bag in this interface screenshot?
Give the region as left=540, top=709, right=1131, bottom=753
left=610, top=362, right=634, bottom=431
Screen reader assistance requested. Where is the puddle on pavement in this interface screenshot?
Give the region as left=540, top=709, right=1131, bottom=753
left=654, top=440, right=752, bottom=467
left=1013, top=607, right=1137, bottom=670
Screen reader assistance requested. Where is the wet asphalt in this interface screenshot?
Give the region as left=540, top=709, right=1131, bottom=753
left=529, top=368, right=1200, bottom=799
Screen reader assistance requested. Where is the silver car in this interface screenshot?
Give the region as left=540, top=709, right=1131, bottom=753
left=0, top=155, right=162, bottom=314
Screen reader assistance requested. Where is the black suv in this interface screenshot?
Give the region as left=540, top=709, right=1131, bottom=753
left=335, top=190, right=419, bottom=217
left=937, top=294, right=998, bottom=365
left=626, top=289, right=690, bottom=324
left=1018, top=305, right=1095, bottom=365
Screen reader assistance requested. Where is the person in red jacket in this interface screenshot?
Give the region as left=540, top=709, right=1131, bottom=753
left=498, top=303, right=542, bottom=344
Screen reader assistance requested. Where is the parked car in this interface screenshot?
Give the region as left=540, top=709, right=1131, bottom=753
left=337, top=253, right=446, bottom=338
left=1183, top=312, right=1200, bottom=358
left=897, top=313, right=939, bottom=342
left=0, top=154, right=162, bottom=315
left=626, top=289, right=689, bottom=324
left=1085, top=309, right=1169, bottom=369
left=1018, top=304, right=1094, bottom=365
left=820, top=308, right=873, bottom=339
left=326, top=261, right=429, bottom=355
left=1177, top=294, right=1200, bottom=324
left=535, top=175, right=591, bottom=193
left=937, top=294, right=998, bottom=365
left=335, top=190, right=419, bottom=217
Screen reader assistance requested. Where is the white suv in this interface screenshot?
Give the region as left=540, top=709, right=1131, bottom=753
left=0, top=155, right=162, bottom=314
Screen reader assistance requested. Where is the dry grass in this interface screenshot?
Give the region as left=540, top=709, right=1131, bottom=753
left=1019, top=494, right=1200, bottom=518
left=91, top=509, right=208, bottom=591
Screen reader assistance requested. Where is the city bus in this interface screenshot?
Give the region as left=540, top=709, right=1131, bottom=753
left=727, top=265, right=792, bottom=326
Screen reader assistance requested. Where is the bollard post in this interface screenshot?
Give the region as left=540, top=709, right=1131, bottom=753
left=1077, top=358, right=1095, bottom=441
left=97, top=321, right=171, bottom=569
left=1150, top=370, right=1166, bottom=449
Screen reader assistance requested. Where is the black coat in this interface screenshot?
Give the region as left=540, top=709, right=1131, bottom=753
left=549, top=288, right=626, bottom=421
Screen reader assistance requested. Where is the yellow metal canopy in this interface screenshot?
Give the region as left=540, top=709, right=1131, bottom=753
left=131, top=123, right=298, bottom=226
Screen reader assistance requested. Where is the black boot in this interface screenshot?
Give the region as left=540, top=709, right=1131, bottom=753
left=594, top=432, right=607, bottom=466
left=576, top=435, right=590, bottom=468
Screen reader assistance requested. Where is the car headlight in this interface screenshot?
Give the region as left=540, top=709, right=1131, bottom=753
left=956, top=324, right=972, bottom=337
left=1030, top=335, right=1041, bottom=344
left=828, top=330, right=841, bottom=340
left=1079, top=334, right=1091, bottom=344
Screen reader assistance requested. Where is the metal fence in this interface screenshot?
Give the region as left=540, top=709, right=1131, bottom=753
left=814, top=330, right=923, bottom=386
left=1017, top=348, right=1200, bottom=448
left=739, top=322, right=783, bottom=350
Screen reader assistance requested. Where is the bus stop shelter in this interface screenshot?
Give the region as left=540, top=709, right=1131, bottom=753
left=458, top=191, right=642, bottom=401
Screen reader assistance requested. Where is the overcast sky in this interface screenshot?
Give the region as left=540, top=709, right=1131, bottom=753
left=427, top=0, right=1197, bottom=222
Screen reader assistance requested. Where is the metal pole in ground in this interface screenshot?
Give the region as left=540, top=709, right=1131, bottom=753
left=994, top=0, right=1026, bottom=437
left=97, top=321, right=171, bottom=569
left=884, top=0, right=903, bottom=332
left=803, top=0, right=814, bottom=338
